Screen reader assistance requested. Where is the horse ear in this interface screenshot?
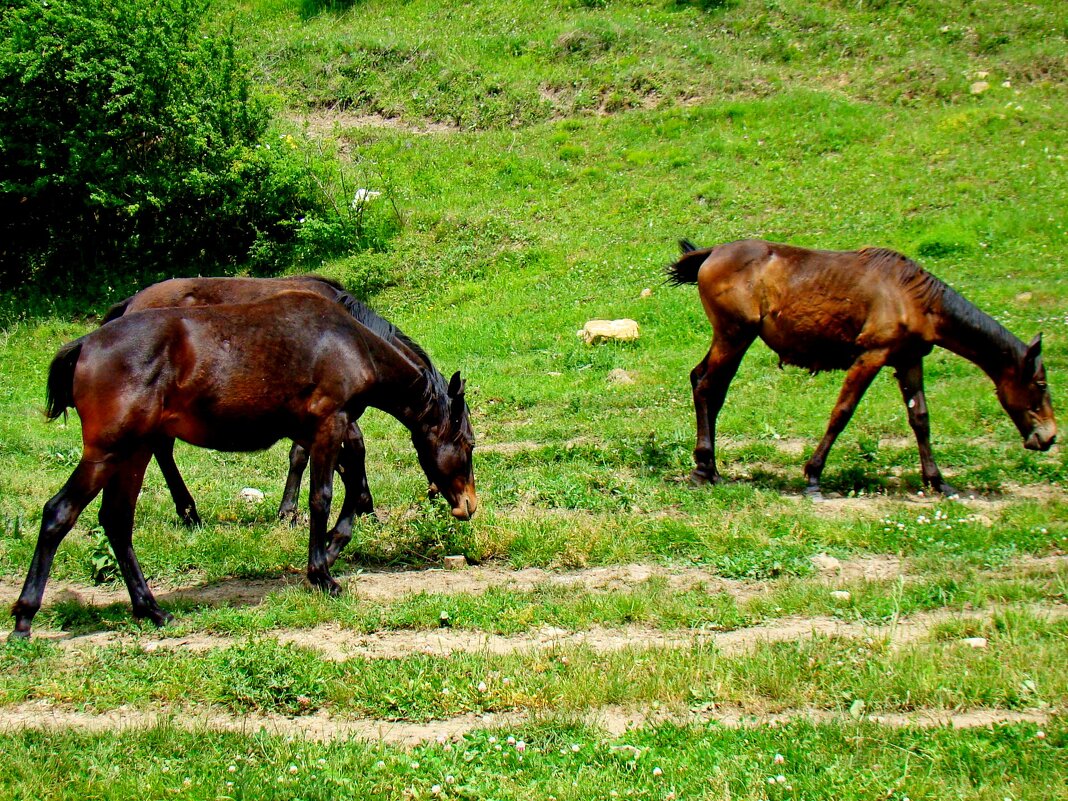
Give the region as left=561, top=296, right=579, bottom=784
left=1024, top=334, right=1043, bottom=377
left=448, top=371, right=464, bottom=398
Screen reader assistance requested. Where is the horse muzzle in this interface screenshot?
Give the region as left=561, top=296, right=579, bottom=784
left=450, top=490, right=478, bottom=520
left=1024, top=425, right=1056, bottom=452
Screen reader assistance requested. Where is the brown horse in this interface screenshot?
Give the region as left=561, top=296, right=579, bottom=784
left=11, top=291, right=476, bottom=637
left=103, top=275, right=428, bottom=547
left=667, top=239, right=1056, bottom=498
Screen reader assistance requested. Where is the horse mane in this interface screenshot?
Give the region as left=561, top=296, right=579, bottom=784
left=312, top=279, right=448, bottom=400
left=858, top=248, right=1023, bottom=358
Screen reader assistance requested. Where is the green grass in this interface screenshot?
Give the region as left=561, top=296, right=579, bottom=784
left=3, top=608, right=1065, bottom=719
left=1, top=0, right=1066, bottom=794
left=0, top=719, right=1062, bottom=801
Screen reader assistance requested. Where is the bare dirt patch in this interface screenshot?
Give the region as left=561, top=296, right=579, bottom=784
left=292, top=108, right=460, bottom=140
left=0, top=700, right=1052, bottom=746
left=36, top=605, right=1068, bottom=662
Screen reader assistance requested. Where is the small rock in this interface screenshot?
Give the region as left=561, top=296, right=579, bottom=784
left=608, top=368, right=635, bottom=385
left=962, top=637, right=988, bottom=649
left=639, top=287, right=653, bottom=299
left=1015, top=291, right=1033, bottom=303
left=970, top=81, right=990, bottom=95
left=810, top=553, right=841, bottom=573
left=238, top=488, right=265, bottom=503
left=578, top=319, right=640, bottom=345
left=443, top=555, right=467, bottom=570
left=830, top=590, right=852, bottom=602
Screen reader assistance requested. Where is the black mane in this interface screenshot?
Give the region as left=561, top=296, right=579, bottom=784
left=305, top=277, right=448, bottom=396
left=857, top=248, right=1023, bottom=359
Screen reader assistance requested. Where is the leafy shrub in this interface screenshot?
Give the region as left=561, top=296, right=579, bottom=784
left=0, top=0, right=355, bottom=291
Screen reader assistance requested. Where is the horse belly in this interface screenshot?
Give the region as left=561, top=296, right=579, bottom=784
left=165, top=410, right=289, bottom=453
left=760, top=315, right=863, bottom=373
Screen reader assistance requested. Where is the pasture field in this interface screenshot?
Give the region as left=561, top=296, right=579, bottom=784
left=1, top=0, right=1066, bottom=797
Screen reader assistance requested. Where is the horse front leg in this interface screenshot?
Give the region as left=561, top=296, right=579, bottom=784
left=99, top=449, right=172, bottom=627
left=277, top=442, right=308, bottom=525
left=306, top=419, right=345, bottom=597
left=153, top=437, right=201, bottom=527
left=894, top=359, right=957, bottom=497
left=11, top=458, right=114, bottom=638
left=326, top=422, right=373, bottom=568
left=803, top=350, right=888, bottom=500
left=690, top=334, right=754, bottom=486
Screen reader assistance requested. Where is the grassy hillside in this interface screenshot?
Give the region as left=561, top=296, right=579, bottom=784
left=0, top=0, right=1066, bottom=797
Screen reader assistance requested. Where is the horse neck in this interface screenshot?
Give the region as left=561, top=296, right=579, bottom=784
left=933, top=286, right=1025, bottom=381
left=362, top=337, right=447, bottom=435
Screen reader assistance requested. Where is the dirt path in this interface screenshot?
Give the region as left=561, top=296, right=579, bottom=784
left=0, top=554, right=915, bottom=614
left=0, top=700, right=1053, bottom=746
left=31, top=603, right=1068, bottom=662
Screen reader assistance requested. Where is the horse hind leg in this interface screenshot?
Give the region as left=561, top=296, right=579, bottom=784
left=690, top=333, right=755, bottom=486
left=277, top=442, right=308, bottom=526
left=99, top=449, right=173, bottom=627
left=11, top=458, right=115, bottom=638
left=803, top=349, right=889, bottom=500
left=894, top=359, right=957, bottom=497
left=325, top=423, right=373, bottom=569
left=153, top=437, right=202, bottom=527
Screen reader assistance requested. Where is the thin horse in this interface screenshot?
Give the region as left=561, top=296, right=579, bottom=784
left=12, top=290, right=476, bottom=637
left=667, top=239, right=1056, bottom=498
left=104, top=276, right=432, bottom=552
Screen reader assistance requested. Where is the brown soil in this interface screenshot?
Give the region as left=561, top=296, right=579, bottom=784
left=0, top=700, right=1052, bottom=746
left=35, top=605, right=1068, bottom=662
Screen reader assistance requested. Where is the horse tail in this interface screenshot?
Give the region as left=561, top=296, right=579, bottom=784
left=45, top=340, right=82, bottom=421
left=665, top=239, right=712, bottom=285
left=101, top=297, right=131, bottom=324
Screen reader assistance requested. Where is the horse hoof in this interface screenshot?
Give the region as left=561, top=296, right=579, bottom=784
left=803, top=486, right=825, bottom=502
left=939, top=484, right=959, bottom=498
left=179, top=508, right=203, bottom=528
left=8, top=629, right=30, bottom=642
left=689, top=469, right=720, bottom=487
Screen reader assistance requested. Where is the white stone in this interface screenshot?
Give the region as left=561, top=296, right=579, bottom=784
left=970, top=81, right=990, bottom=95
left=640, top=287, right=653, bottom=298
left=830, top=590, right=851, bottom=602
left=443, top=555, right=468, bottom=570
left=962, top=637, right=988, bottom=649
left=238, top=488, right=265, bottom=503
left=608, top=368, right=635, bottom=385
left=578, top=319, right=640, bottom=345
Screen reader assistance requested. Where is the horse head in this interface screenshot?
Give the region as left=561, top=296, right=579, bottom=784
left=997, top=334, right=1056, bottom=451
left=413, top=370, right=477, bottom=519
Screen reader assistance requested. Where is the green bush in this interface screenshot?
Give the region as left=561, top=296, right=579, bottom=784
left=0, top=0, right=351, bottom=290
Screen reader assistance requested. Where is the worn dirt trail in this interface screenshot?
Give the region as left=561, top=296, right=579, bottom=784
left=1, top=556, right=1063, bottom=745
left=0, top=701, right=1054, bottom=746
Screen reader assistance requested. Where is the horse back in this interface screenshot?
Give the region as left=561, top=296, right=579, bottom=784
left=75, top=294, right=377, bottom=453
left=696, top=240, right=938, bottom=370
left=115, top=275, right=336, bottom=317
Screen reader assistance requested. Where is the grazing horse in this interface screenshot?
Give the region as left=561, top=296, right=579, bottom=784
left=104, top=275, right=430, bottom=549
left=667, top=239, right=1056, bottom=498
left=11, top=291, right=476, bottom=637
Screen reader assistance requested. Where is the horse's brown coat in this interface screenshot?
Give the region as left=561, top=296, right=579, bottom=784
left=103, top=275, right=412, bottom=534
left=668, top=239, right=1056, bottom=497
left=12, top=291, right=476, bottom=637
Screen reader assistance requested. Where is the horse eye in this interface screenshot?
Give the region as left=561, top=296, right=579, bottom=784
left=1036, top=382, right=1048, bottom=391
